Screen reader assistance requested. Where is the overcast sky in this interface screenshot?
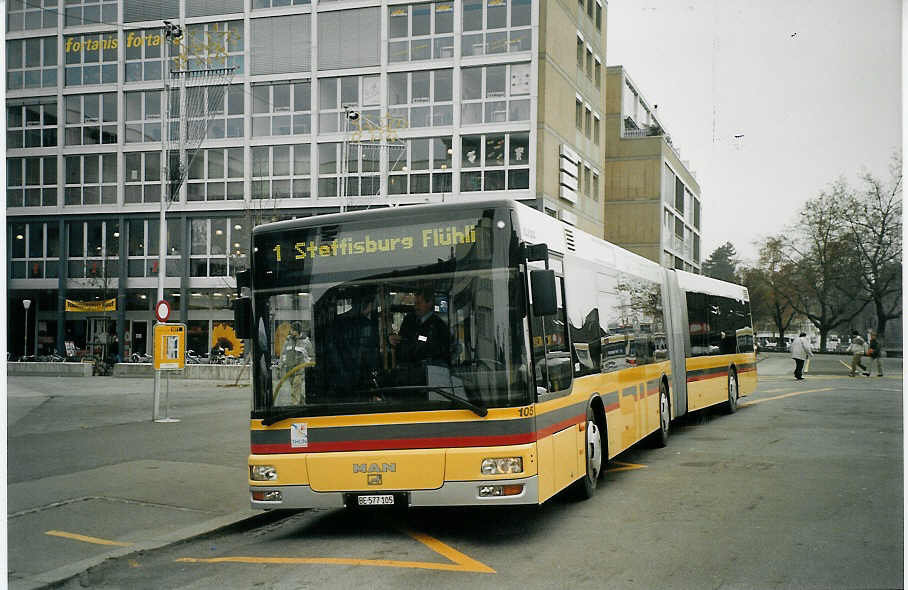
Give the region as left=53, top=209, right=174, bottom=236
left=606, top=0, right=902, bottom=264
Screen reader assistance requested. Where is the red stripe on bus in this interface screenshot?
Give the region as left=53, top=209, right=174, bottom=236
left=686, top=371, right=728, bottom=383
left=250, top=416, right=586, bottom=454
left=251, top=432, right=537, bottom=454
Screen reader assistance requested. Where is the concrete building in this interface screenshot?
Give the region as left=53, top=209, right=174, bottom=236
left=6, top=0, right=607, bottom=359
left=603, top=65, right=701, bottom=272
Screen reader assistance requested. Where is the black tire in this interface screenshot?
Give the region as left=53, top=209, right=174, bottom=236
left=648, top=380, right=671, bottom=448
left=573, top=405, right=604, bottom=500
left=725, top=369, right=739, bottom=414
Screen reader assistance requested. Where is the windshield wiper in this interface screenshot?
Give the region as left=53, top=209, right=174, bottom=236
left=260, top=407, right=309, bottom=426
left=361, top=385, right=488, bottom=417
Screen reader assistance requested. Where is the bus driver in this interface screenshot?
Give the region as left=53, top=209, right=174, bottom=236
left=389, top=288, right=449, bottom=367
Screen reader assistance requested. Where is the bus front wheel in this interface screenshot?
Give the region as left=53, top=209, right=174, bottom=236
left=725, top=369, right=739, bottom=414
left=573, top=406, right=603, bottom=500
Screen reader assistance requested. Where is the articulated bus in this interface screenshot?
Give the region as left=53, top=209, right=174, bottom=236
left=234, top=199, right=756, bottom=509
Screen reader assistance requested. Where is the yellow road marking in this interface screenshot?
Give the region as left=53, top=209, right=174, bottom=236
left=838, top=360, right=852, bottom=370
left=739, top=387, right=834, bottom=407
left=606, top=461, right=646, bottom=473
left=176, top=526, right=495, bottom=574
left=45, top=530, right=133, bottom=547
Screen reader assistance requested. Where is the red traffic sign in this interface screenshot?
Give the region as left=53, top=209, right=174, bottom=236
left=155, top=299, right=171, bottom=323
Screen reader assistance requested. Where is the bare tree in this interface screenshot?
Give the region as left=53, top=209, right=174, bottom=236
left=741, top=236, right=798, bottom=348
left=781, top=188, right=867, bottom=352
left=839, top=153, right=902, bottom=341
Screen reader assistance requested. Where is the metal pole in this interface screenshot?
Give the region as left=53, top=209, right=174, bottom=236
left=155, top=22, right=180, bottom=421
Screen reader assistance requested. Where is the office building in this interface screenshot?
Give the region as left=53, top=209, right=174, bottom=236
left=6, top=0, right=607, bottom=359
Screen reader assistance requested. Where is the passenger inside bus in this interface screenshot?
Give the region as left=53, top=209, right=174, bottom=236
left=322, top=289, right=381, bottom=399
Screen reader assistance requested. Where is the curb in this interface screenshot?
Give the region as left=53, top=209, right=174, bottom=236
left=20, top=509, right=294, bottom=590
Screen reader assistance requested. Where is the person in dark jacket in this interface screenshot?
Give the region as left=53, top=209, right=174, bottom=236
left=390, top=288, right=449, bottom=368
left=866, top=331, right=883, bottom=377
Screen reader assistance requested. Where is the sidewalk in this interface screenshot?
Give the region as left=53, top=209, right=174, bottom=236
left=7, top=375, right=265, bottom=590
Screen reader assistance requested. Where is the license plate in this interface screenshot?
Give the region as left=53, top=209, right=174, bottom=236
left=357, top=494, right=395, bottom=506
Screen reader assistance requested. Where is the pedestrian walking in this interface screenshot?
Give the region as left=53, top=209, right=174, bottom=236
left=790, top=332, right=813, bottom=380
left=847, top=331, right=869, bottom=377
left=866, top=331, right=883, bottom=377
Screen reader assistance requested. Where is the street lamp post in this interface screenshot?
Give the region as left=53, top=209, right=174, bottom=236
left=340, top=105, right=359, bottom=213
left=23, top=299, right=31, bottom=358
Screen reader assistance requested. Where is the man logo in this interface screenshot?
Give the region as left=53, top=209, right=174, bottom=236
left=353, top=463, right=396, bottom=473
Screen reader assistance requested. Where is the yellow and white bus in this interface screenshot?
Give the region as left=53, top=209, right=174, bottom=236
left=235, top=199, right=756, bottom=508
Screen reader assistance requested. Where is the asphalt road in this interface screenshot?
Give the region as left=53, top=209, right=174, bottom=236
left=19, top=355, right=907, bottom=589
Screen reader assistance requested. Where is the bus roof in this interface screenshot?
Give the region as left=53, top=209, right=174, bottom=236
left=250, top=198, right=527, bottom=236
left=674, top=269, right=749, bottom=301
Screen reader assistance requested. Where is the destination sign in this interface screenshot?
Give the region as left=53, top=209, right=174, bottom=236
left=252, top=211, right=500, bottom=288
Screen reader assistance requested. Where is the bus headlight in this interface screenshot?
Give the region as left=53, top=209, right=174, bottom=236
left=250, top=465, right=278, bottom=481
left=481, top=457, right=523, bottom=475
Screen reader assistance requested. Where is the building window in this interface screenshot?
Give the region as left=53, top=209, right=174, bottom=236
left=124, top=90, right=162, bottom=143
left=251, top=144, right=310, bottom=199
left=182, top=21, right=244, bottom=74
left=190, top=218, right=232, bottom=277
left=7, top=100, right=57, bottom=148
left=64, top=33, right=117, bottom=86
left=675, top=177, right=685, bottom=213
left=252, top=80, right=311, bottom=137
left=462, top=0, right=531, bottom=56
left=8, top=221, right=60, bottom=279
left=7, top=37, right=57, bottom=89
left=253, top=0, right=309, bottom=8
left=576, top=36, right=583, bottom=69
left=595, top=1, right=602, bottom=29
left=575, top=99, right=582, bottom=130
left=585, top=47, right=593, bottom=78
left=318, top=76, right=381, bottom=134
left=388, top=69, right=453, bottom=129
left=185, top=147, right=244, bottom=201
left=125, top=218, right=170, bottom=277
left=592, top=171, right=599, bottom=201
left=125, top=29, right=164, bottom=83
left=460, top=131, right=529, bottom=191
left=185, top=84, right=244, bottom=139
left=594, top=58, right=601, bottom=88
left=64, top=93, right=117, bottom=146
left=64, top=154, right=117, bottom=206
left=461, top=63, right=530, bottom=125
left=593, top=115, right=600, bottom=145
left=389, top=2, right=454, bottom=62
left=693, top=198, right=701, bottom=230
left=388, top=136, right=453, bottom=195
left=7, top=0, right=57, bottom=31
left=342, top=142, right=381, bottom=197
left=584, top=106, right=592, bottom=139
left=65, top=0, right=117, bottom=26
left=124, top=152, right=161, bottom=204
left=662, top=163, right=675, bottom=205
left=7, top=156, right=57, bottom=207
left=65, top=219, right=120, bottom=280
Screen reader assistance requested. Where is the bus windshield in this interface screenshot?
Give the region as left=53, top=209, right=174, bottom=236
left=249, top=208, right=530, bottom=418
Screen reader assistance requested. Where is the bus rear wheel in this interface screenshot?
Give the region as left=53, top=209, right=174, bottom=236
left=573, top=405, right=603, bottom=500
left=725, top=369, right=739, bottom=414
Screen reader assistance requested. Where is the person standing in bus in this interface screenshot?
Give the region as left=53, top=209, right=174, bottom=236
left=390, top=288, right=450, bottom=367
left=790, top=331, right=813, bottom=380
left=866, top=331, right=883, bottom=377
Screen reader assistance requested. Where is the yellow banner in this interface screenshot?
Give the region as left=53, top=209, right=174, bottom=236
left=65, top=298, right=117, bottom=312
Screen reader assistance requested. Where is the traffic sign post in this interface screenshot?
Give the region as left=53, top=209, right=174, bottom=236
left=152, top=320, right=184, bottom=423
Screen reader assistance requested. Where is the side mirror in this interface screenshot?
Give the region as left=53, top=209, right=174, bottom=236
left=233, top=297, right=253, bottom=339
left=524, top=243, right=549, bottom=262
left=530, top=269, right=557, bottom=316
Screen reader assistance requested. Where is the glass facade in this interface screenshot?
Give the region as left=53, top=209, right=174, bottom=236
left=6, top=0, right=608, bottom=360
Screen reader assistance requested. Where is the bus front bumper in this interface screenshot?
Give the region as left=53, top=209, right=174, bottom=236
left=250, top=475, right=539, bottom=509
